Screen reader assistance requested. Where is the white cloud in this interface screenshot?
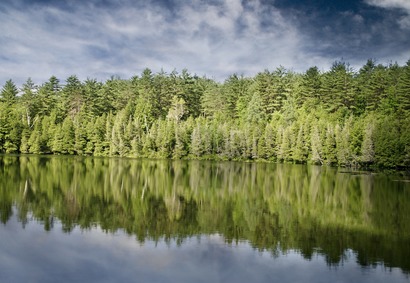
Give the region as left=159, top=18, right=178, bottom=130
left=2, top=0, right=407, bottom=86
left=365, top=0, right=410, bottom=12
left=0, top=0, right=326, bottom=86
left=365, top=0, right=410, bottom=29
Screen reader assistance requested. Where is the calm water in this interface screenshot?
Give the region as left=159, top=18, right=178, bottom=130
left=0, top=155, right=409, bottom=283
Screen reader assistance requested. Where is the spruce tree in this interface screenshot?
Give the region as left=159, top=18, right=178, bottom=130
left=360, top=121, right=375, bottom=165
left=397, top=60, right=410, bottom=111
left=0, top=79, right=18, bottom=105
left=310, top=125, right=323, bottom=165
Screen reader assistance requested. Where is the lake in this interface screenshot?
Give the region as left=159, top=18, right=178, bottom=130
left=0, top=155, right=409, bottom=283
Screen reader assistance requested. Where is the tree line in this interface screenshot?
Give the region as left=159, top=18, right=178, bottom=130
left=1, top=59, right=410, bottom=168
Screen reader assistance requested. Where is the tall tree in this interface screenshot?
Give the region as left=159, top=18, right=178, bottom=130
left=321, top=61, right=356, bottom=113
left=21, top=78, right=39, bottom=128
left=0, top=79, right=18, bottom=105
left=300, top=66, right=322, bottom=109
left=62, top=75, right=84, bottom=117
left=310, top=125, right=323, bottom=165
left=360, top=120, right=375, bottom=165
left=397, top=60, right=410, bottom=111
left=36, top=76, right=60, bottom=117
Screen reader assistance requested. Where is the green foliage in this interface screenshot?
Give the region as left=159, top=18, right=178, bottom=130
left=374, top=115, right=404, bottom=167
left=0, top=60, right=409, bottom=168
left=0, top=79, right=18, bottom=105
left=397, top=60, right=410, bottom=111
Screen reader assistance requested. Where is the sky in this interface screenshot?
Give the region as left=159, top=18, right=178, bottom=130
left=1, top=0, right=410, bottom=86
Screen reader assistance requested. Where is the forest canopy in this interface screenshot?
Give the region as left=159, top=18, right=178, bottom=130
left=1, top=59, right=410, bottom=168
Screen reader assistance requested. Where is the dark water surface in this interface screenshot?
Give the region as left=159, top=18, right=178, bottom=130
left=0, top=155, right=409, bottom=283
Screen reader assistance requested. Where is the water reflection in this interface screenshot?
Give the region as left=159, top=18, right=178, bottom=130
left=0, top=155, right=409, bottom=278
left=1, top=213, right=408, bottom=283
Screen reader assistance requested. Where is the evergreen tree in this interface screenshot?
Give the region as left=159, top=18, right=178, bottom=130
left=374, top=116, right=403, bottom=167
left=190, top=125, right=203, bottom=158
left=52, top=124, right=64, bottom=154
left=173, top=123, right=188, bottom=159
left=293, top=122, right=308, bottom=163
left=310, top=125, right=323, bottom=165
left=223, top=74, right=250, bottom=119
left=397, top=60, right=410, bottom=111
left=335, top=119, right=353, bottom=166
left=167, top=96, right=186, bottom=123
left=277, top=125, right=293, bottom=161
left=0, top=79, right=18, bottom=105
left=28, top=119, right=45, bottom=154
left=360, top=121, right=375, bottom=165
left=262, top=123, right=277, bottom=160
left=92, top=115, right=108, bottom=156
left=244, top=92, right=265, bottom=124
left=62, top=75, right=84, bottom=117
left=323, top=124, right=337, bottom=165
left=37, top=76, right=60, bottom=117
left=401, top=116, right=410, bottom=166
left=321, top=61, right=355, bottom=113
left=83, top=78, right=104, bottom=116
left=300, top=66, right=322, bottom=109
left=74, top=111, right=89, bottom=155
left=20, top=130, right=30, bottom=153
left=61, top=117, right=75, bottom=154
left=21, top=78, right=38, bottom=128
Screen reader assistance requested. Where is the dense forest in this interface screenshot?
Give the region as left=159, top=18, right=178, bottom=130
left=0, top=59, right=410, bottom=168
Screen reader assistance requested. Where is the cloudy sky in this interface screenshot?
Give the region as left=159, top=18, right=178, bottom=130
left=1, top=0, right=410, bottom=86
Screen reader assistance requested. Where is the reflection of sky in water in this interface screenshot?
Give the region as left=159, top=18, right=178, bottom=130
left=0, top=214, right=407, bottom=283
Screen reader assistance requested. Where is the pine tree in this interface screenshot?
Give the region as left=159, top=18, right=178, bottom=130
left=83, top=78, right=104, bottom=116
left=397, top=60, right=410, bottom=111
left=293, top=123, right=308, bottom=163
left=61, top=117, right=75, bottom=154
left=0, top=79, right=18, bottom=105
left=310, top=125, right=323, bottom=165
left=20, top=130, right=30, bottom=153
left=262, top=123, right=277, bottom=160
left=244, top=92, right=266, bottom=124
left=401, top=116, right=410, bottom=166
left=323, top=124, right=337, bottom=165
left=277, top=125, right=294, bottom=161
left=73, top=110, right=89, bottom=155
left=28, top=120, right=44, bottom=154
left=222, top=74, right=249, bottom=118
left=21, top=78, right=38, bottom=128
left=51, top=124, right=64, bottom=154
left=36, top=76, right=60, bottom=118
left=84, top=120, right=95, bottom=155
left=173, top=124, right=187, bottom=159
left=300, top=66, right=322, bottom=109
left=374, top=116, right=404, bottom=167
left=155, top=119, right=175, bottom=158
left=360, top=121, right=375, bottom=165
left=167, top=96, right=186, bottom=123
left=335, top=121, right=352, bottom=166
left=190, top=125, right=202, bottom=158
left=62, top=75, right=84, bottom=117
left=92, top=115, right=108, bottom=156
left=321, top=61, right=355, bottom=113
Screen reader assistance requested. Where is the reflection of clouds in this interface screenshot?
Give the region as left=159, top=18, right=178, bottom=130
left=0, top=215, right=408, bottom=283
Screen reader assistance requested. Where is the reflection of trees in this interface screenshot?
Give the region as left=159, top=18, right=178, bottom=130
left=0, top=155, right=409, bottom=272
